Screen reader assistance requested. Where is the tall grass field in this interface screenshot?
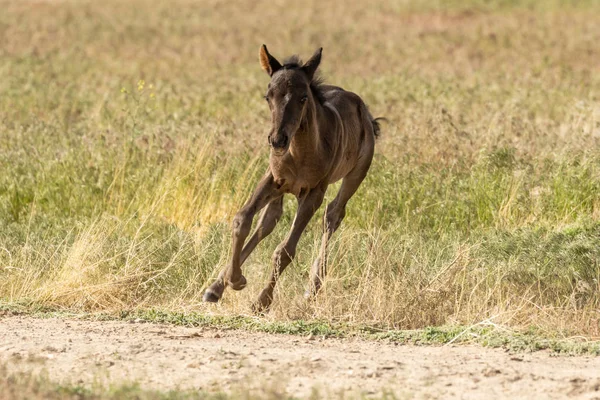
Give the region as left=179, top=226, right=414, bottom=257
left=1, top=0, right=599, bottom=337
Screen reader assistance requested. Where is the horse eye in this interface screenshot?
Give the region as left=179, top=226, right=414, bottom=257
left=263, top=95, right=269, bottom=101
left=300, top=95, right=308, bottom=103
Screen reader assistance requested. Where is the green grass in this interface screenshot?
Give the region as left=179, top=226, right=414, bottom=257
left=3, top=304, right=599, bottom=356
left=1, top=0, right=599, bottom=337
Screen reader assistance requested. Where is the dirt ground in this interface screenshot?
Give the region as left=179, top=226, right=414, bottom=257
left=1, top=315, right=599, bottom=399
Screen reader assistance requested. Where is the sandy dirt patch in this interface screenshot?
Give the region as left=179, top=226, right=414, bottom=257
left=1, top=315, right=599, bottom=399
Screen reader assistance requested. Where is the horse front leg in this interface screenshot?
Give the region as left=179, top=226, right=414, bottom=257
left=203, top=172, right=281, bottom=303
left=252, top=184, right=327, bottom=313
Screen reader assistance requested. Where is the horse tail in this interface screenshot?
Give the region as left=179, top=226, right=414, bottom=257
left=371, top=117, right=385, bottom=139
left=358, top=101, right=384, bottom=142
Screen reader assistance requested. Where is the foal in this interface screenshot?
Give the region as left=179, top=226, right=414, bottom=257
left=203, top=45, right=380, bottom=312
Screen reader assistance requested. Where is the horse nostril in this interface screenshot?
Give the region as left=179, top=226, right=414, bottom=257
left=272, top=135, right=288, bottom=149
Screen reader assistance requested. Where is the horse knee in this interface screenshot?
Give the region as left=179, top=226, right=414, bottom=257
left=232, top=210, right=252, bottom=237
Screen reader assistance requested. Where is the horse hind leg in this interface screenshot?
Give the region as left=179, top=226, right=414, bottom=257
left=306, top=139, right=374, bottom=298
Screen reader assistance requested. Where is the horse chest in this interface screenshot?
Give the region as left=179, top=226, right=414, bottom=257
left=270, top=158, right=322, bottom=197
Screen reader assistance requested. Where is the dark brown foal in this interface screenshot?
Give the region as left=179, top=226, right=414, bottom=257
left=203, top=45, right=380, bottom=312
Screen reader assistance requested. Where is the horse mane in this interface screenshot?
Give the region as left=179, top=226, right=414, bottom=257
left=282, top=55, right=326, bottom=104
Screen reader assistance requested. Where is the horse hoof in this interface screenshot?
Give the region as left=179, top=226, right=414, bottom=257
left=304, top=285, right=321, bottom=300
left=228, top=275, right=247, bottom=291
left=251, top=289, right=273, bottom=314
left=202, top=289, right=221, bottom=303
left=251, top=300, right=269, bottom=315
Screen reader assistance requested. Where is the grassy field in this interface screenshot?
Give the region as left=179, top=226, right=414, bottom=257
left=1, top=0, right=599, bottom=337
left=1, top=361, right=287, bottom=400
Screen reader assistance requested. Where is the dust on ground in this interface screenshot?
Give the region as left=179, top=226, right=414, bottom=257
left=1, top=315, right=599, bottom=399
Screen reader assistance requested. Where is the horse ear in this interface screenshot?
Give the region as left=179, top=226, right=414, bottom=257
left=259, top=44, right=282, bottom=76
left=302, top=47, right=322, bottom=80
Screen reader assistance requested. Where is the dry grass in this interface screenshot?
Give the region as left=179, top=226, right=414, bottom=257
left=0, top=0, right=599, bottom=336
left=0, top=361, right=294, bottom=400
